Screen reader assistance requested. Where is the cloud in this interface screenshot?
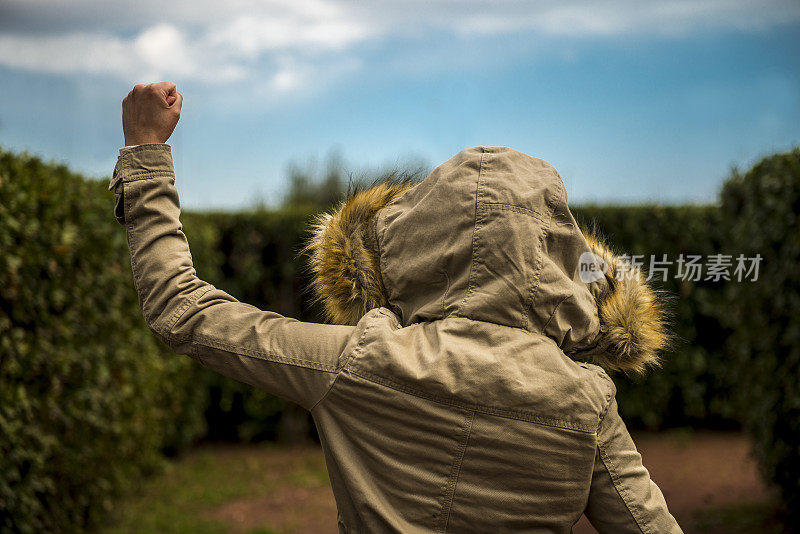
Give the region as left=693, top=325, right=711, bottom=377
left=0, top=0, right=373, bottom=89
left=0, top=0, right=797, bottom=96
left=450, top=0, right=800, bottom=37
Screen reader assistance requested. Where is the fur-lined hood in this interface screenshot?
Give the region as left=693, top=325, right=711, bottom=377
left=305, top=147, right=668, bottom=374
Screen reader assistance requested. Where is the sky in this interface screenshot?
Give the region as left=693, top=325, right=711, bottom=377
left=0, top=0, right=798, bottom=209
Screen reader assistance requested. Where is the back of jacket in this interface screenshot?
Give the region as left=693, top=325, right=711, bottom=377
left=314, top=310, right=616, bottom=533
left=113, top=144, right=681, bottom=533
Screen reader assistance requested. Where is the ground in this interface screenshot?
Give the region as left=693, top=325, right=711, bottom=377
left=101, top=431, right=785, bottom=534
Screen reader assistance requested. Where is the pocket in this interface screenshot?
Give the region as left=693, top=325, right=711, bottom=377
left=113, top=183, right=126, bottom=225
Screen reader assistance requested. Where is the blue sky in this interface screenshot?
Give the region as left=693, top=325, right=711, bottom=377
left=0, top=0, right=798, bottom=209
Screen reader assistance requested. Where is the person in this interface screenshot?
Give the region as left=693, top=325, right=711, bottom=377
left=112, top=81, right=682, bottom=533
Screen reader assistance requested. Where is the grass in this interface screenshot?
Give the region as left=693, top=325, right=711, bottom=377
left=99, top=444, right=331, bottom=534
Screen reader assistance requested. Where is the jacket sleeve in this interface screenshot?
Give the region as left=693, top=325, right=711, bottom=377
left=585, top=392, right=683, bottom=534
left=109, top=143, right=359, bottom=411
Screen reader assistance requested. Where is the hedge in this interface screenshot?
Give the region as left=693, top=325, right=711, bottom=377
left=573, top=205, right=734, bottom=429
left=0, top=149, right=206, bottom=533
left=719, top=148, right=800, bottom=528
left=185, top=202, right=738, bottom=437
left=180, top=210, right=324, bottom=443
left=184, top=203, right=737, bottom=434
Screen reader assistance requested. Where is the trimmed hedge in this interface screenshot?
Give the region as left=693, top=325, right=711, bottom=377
left=573, top=205, right=734, bottom=429
left=182, top=206, right=738, bottom=435
left=719, top=149, right=800, bottom=528
left=187, top=204, right=740, bottom=434
left=181, top=210, right=324, bottom=443
left=182, top=206, right=739, bottom=436
left=0, top=149, right=206, bottom=533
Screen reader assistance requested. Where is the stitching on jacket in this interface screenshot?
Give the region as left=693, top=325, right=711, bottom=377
left=440, top=269, right=450, bottom=318
left=169, top=332, right=193, bottom=347
left=525, top=203, right=552, bottom=327
left=192, top=334, right=338, bottom=372
left=346, top=365, right=595, bottom=433
left=192, top=339, right=338, bottom=377
left=308, top=316, right=375, bottom=412
left=482, top=202, right=549, bottom=224
left=125, top=144, right=172, bottom=155
left=597, top=442, right=650, bottom=534
left=164, top=285, right=215, bottom=332
left=540, top=293, right=572, bottom=336
left=123, top=171, right=175, bottom=181
left=435, top=409, right=474, bottom=533
left=457, top=148, right=487, bottom=316
left=125, top=180, right=150, bottom=325
left=191, top=341, right=206, bottom=366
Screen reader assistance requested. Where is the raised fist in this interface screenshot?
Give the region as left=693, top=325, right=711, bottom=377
left=122, top=81, right=182, bottom=146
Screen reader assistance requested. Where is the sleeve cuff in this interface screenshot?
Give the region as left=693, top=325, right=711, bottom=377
left=109, top=144, right=174, bottom=225
left=109, top=143, right=173, bottom=191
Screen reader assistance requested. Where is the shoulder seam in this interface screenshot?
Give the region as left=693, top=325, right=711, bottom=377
left=309, top=315, right=376, bottom=412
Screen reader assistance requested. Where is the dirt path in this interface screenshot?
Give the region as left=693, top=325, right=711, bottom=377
left=572, top=431, right=771, bottom=533
left=204, top=431, right=771, bottom=534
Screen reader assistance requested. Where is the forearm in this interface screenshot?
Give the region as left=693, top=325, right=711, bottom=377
left=586, top=397, right=682, bottom=533
left=110, top=143, right=210, bottom=345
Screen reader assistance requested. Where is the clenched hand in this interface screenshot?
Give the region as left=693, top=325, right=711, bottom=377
left=122, top=81, right=182, bottom=146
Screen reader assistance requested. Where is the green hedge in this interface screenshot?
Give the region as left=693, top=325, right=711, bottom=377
left=573, top=205, right=734, bottom=429
left=719, top=149, right=800, bottom=528
left=0, top=149, right=206, bottom=533
left=187, top=204, right=738, bottom=433
left=181, top=205, right=738, bottom=435
left=182, top=206, right=738, bottom=436
left=181, top=210, right=327, bottom=443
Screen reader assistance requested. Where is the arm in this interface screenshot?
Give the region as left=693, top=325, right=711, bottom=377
left=585, top=395, right=683, bottom=534
left=111, top=82, right=358, bottom=410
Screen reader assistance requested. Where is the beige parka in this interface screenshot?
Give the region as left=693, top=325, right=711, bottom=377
left=111, top=143, right=682, bottom=533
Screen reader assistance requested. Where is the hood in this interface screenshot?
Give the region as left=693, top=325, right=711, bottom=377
left=305, top=147, right=668, bottom=374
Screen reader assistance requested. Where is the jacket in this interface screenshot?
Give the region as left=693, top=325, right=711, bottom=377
left=110, top=143, right=682, bottom=533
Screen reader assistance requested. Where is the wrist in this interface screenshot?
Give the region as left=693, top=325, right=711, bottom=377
left=124, top=133, right=165, bottom=146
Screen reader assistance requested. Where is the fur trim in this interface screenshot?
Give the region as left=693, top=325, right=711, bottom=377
left=583, top=230, right=670, bottom=375
left=304, top=180, right=414, bottom=325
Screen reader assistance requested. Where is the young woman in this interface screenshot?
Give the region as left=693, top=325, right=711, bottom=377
left=112, top=81, right=681, bottom=533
